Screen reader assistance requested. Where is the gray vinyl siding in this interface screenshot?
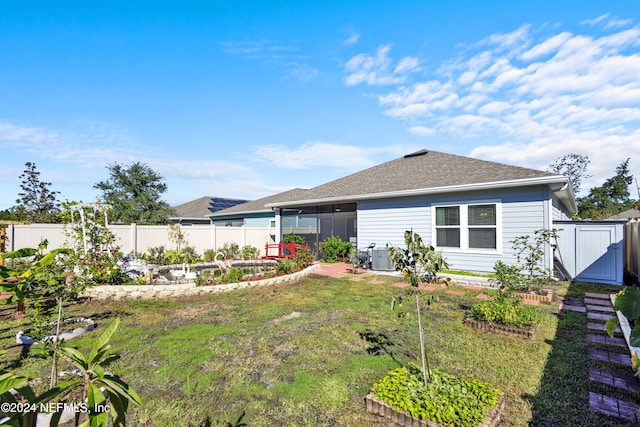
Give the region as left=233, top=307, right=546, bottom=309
left=357, top=185, right=552, bottom=274
left=552, top=196, right=571, bottom=221
left=357, top=196, right=430, bottom=250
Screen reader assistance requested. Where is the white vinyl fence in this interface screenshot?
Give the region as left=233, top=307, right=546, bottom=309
left=3, top=223, right=274, bottom=257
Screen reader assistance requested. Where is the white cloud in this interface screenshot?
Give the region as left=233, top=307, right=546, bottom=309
left=581, top=14, right=610, bottom=26
left=344, top=20, right=640, bottom=192
left=343, top=31, right=361, bottom=46
left=582, top=13, right=632, bottom=30
left=221, top=38, right=318, bottom=82
left=252, top=141, right=380, bottom=170
left=344, top=45, right=419, bottom=86
left=408, top=126, right=436, bottom=136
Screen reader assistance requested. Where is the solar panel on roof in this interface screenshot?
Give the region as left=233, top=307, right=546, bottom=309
left=208, top=198, right=249, bottom=213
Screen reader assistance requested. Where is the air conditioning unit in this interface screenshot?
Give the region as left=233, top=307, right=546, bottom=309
left=371, top=249, right=394, bottom=271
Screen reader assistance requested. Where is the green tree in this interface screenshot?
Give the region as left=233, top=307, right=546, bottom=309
left=13, top=162, right=61, bottom=223
left=93, top=162, right=175, bottom=224
left=548, top=153, right=591, bottom=195
left=387, top=230, right=449, bottom=385
left=577, top=159, right=635, bottom=219
left=0, top=209, right=18, bottom=221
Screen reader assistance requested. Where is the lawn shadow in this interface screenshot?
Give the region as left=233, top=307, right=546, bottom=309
left=359, top=329, right=404, bottom=367
left=525, top=281, right=639, bottom=426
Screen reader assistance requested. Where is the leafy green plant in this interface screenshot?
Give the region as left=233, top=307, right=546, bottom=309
left=466, top=296, right=541, bottom=327
left=164, top=247, right=199, bottom=265
left=511, top=228, right=560, bottom=284
left=606, top=286, right=640, bottom=375
left=319, top=235, right=351, bottom=262
left=145, top=246, right=166, bottom=265
left=201, top=249, right=217, bottom=263
left=224, top=268, right=244, bottom=284
left=0, top=318, right=142, bottom=427
left=387, top=230, right=449, bottom=384
left=241, top=245, right=259, bottom=260
left=283, top=234, right=304, bottom=245
left=276, top=259, right=294, bottom=275
left=168, top=224, right=189, bottom=252
left=293, top=247, right=314, bottom=270
left=221, top=242, right=241, bottom=260
left=493, top=260, right=527, bottom=294
left=371, top=365, right=500, bottom=426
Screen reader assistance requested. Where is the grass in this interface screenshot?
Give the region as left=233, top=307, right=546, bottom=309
left=0, top=274, right=637, bottom=426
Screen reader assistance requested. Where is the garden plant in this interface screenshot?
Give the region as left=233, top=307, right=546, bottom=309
left=380, top=230, right=502, bottom=426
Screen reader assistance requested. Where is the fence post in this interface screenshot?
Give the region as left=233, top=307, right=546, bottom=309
left=0, top=224, right=6, bottom=266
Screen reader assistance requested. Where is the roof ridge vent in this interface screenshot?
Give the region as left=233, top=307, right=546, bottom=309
left=404, top=149, right=429, bottom=158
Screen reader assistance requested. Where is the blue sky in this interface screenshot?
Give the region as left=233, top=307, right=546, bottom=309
left=1, top=1, right=639, bottom=211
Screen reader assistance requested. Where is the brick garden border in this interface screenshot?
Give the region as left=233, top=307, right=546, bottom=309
left=365, top=392, right=505, bottom=427
left=463, top=318, right=538, bottom=340
left=437, top=273, right=553, bottom=302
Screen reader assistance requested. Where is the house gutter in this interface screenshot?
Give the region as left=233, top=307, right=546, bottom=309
left=266, top=176, right=576, bottom=213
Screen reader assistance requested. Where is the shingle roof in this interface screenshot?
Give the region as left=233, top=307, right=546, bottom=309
left=171, top=196, right=250, bottom=219
left=208, top=188, right=309, bottom=217
left=607, top=208, right=640, bottom=220
left=267, top=149, right=572, bottom=208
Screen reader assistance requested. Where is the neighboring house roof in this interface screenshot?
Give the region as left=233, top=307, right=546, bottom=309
left=209, top=188, right=308, bottom=218
left=170, top=196, right=250, bottom=221
left=266, top=149, right=577, bottom=213
left=607, top=208, right=640, bottom=220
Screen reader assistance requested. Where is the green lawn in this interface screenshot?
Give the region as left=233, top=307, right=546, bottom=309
left=0, top=273, right=636, bottom=426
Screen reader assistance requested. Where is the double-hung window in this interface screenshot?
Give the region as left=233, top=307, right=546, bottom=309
left=434, top=201, right=501, bottom=252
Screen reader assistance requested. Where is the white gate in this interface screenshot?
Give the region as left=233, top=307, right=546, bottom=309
left=555, top=221, right=625, bottom=285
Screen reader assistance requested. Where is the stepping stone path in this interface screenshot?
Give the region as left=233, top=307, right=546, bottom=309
left=561, top=292, right=640, bottom=423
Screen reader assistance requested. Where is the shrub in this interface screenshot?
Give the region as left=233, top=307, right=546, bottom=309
left=276, top=259, right=294, bottom=275
left=371, top=365, right=500, bottom=427
left=224, top=268, right=244, bottom=283
left=241, top=245, right=259, bottom=260
left=511, top=228, right=560, bottom=281
left=466, top=296, right=541, bottom=327
left=283, top=234, right=305, bottom=244
left=293, top=246, right=314, bottom=270
left=319, top=235, right=351, bottom=262
left=164, top=247, right=199, bottom=265
left=493, top=261, right=527, bottom=293
left=221, top=242, right=241, bottom=260
left=146, top=246, right=166, bottom=265
left=202, top=249, right=217, bottom=262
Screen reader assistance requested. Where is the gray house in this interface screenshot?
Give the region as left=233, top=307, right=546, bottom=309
left=267, top=149, right=577, bottom=274
left=208, top=188, right=308, bottom=227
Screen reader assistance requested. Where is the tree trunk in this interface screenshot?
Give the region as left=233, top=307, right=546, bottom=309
left=416, top=291, right=430, bottom=384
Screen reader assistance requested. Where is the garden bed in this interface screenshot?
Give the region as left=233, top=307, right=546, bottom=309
left=365, top=392, right=505, bottom=427
left=463, top=318, right=538, bottom=339
left=79, top=263, right=320, bottom=300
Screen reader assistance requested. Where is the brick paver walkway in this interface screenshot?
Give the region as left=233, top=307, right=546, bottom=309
left=560, top=292, right=640, bottom=423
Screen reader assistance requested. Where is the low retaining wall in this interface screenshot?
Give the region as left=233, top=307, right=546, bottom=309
left=365, top=392, right=505, bottom=427
left=80, top=264, right=321, bottom=300
left=437, top=273, right=496, bottom=288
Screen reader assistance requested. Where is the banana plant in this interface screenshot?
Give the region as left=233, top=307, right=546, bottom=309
left=606, top=286, right=640, bottom=375
left=1, top=318, right=142, bottom=427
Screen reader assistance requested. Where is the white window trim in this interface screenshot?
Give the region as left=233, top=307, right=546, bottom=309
left=431, top=199, right=502, bottom=254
